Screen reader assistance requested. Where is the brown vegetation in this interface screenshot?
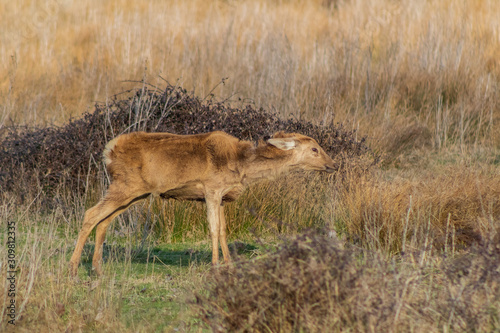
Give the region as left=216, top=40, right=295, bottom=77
left=2, top=0, right=499, bottom=149
left=333, top=166, right=500, bottom=252
left=195, top=231, right=500, bottom=332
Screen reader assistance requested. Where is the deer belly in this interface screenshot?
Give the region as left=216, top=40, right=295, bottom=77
left=159, top=182, right=205, bottom=202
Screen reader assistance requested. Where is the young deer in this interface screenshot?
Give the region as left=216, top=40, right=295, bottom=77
left=69, top=131, right=336, bottom=276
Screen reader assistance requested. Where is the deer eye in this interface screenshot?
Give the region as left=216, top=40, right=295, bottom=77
left=312, top=148, right=318, bottom=153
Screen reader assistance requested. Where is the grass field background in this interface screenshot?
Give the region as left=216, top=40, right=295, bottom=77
left=1, top=0, right=500, bottom=331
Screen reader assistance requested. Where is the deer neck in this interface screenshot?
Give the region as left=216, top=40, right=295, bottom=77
left=238, top=145, right=295, bottom=185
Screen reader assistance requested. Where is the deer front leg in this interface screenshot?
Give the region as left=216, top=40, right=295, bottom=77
left=219, top=205, right=232, bottom=263
left=205, top=194, right=222, bottom=265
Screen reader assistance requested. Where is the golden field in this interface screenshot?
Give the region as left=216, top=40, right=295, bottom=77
left=1, top=0, right=500, bottom=331
left=2, top=0, right=500, bottom=146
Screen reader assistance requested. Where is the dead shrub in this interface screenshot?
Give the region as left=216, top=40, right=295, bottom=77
left=194, top=231, right=500, bottom=332
left=0, top=83, right=376, bottom=202
left=194, top=232, right=399, bottom=332
left=440, top=233, right=500, bottom=331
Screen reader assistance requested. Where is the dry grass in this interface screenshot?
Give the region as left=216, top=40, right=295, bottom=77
left=1, top=0, right=500, bottom=331
left=117, top=172, right=334, bottom=245
left=331, top=164, right=500, bottom=254
left=1, top=0, right=500, bottom=149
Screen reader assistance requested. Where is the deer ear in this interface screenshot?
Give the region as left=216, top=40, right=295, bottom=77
left=267, top=138, right=297, bottom=150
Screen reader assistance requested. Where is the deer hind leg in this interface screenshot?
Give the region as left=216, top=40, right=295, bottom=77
left=219, top=205, right=232, bottom=264
left=91, top=192, right=150, bottom=275
left=92, top=221, right=111, bottom=276
left=90, top=210, right=126, bottom=275
left=69, top=184, right=149, bottom=276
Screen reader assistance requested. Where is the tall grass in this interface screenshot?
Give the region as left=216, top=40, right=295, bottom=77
left=330, top=165, right=500, bottom=254
left=126, top=173, right=333, bottom=244
left=2, top=0, right=499, bottom=151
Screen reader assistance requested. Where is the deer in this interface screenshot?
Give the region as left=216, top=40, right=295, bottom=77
left=69, top=131, right=336, bottom=276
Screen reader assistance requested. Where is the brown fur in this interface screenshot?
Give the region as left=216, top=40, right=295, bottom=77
left=69, top=131, right=336, bottom=275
